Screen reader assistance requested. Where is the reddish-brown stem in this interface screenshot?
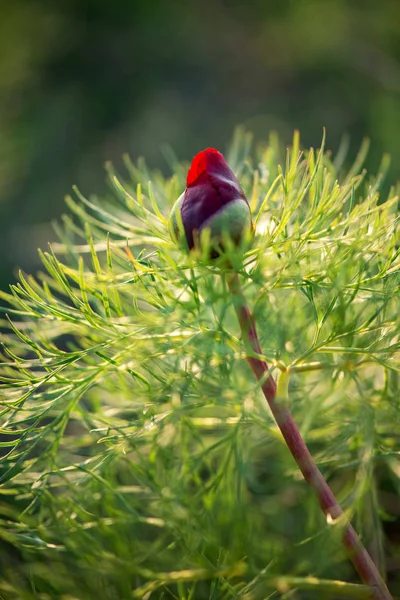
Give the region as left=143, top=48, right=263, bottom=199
left=227, top=272, right=392, bottom=600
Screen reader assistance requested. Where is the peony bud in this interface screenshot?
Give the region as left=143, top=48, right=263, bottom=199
left=169, top=148, right=252, bottom=256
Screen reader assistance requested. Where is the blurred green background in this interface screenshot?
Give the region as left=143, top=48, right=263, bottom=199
left=1, top=0, right=399, bottom=289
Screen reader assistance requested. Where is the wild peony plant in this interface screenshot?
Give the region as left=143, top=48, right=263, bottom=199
left=0, top=129, right=399, bottom=599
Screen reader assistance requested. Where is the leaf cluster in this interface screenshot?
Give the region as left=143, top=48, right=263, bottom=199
left=0, top=130, right=399, bottom=599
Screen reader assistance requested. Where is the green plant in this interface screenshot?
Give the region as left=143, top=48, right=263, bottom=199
left=0, top=129, right=399, bottom=599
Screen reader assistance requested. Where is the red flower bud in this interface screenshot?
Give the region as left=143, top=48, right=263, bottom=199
left=169, top=148, right=252, bottom=255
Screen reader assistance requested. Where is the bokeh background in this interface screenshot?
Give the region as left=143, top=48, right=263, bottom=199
left=1, top=0, right=400, bottom=290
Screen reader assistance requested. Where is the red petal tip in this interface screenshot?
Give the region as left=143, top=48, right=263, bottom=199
left=186, top=148, right=222, bottom=187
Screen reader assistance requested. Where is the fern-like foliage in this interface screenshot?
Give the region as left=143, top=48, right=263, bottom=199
left=0, top=130, right=399, bottom=599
